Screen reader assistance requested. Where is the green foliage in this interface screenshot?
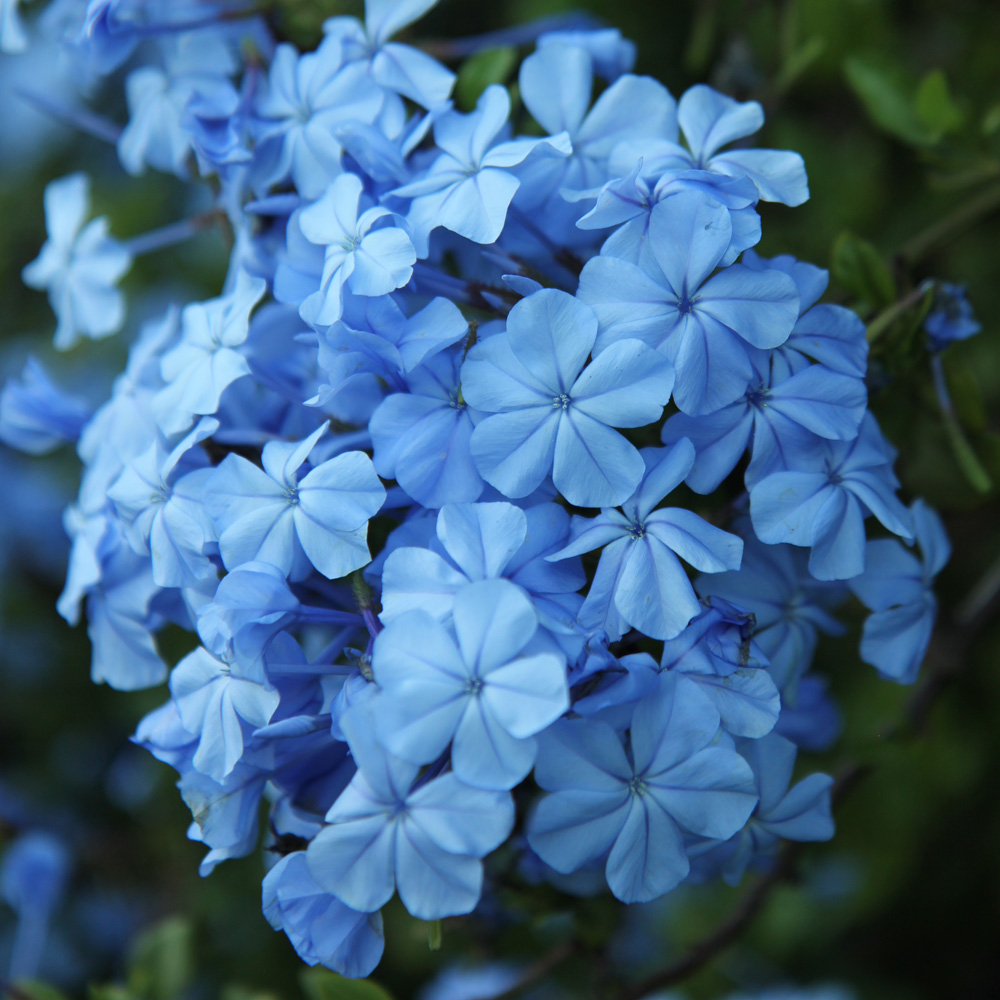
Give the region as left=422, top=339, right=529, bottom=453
left=830, top=231, right=895, bottom=312
left=454, top=47, right=518, bottom=111
left=300, top=969, right=396, bottom=1000
left=844, top=56, right=941, bottom=147
left=125, top=917, right=194, bottom=1000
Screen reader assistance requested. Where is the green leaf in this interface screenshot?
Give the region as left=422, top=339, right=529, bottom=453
left=220, top=986, right=283, bottom=1000
left=844, top=56, right=936, bottom=146
left=126, top=917, right=194, bottom=1000
left=455, top=47, right=517, bottom=112
left=942, top=412, right=993, bottom=494
left=947, top=365, right=988, bottom=430
left=831, top=231, right=896, bottom=310
left=982, top=102, right=1000, bottom=136
left=426, top=919, right=442, bottom=951
left=88, top=986, right=137, bottom=1000
left=775, top=36, right=826, bottom=94
left=299, top=969, right=396, bottom=1000
left=915, top=70, right=963, bottom=139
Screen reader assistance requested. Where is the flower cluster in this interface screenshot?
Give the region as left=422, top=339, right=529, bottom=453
left=1, top=0, right=955, bottom=980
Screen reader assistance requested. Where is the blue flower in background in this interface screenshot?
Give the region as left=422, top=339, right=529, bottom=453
left=22, top=173, right=132, bottom=351
left=0, top=357, right=91, bottom=455
left=323, top=0, right=456, bottom=109
left=925, top=282, right=981, bottom=350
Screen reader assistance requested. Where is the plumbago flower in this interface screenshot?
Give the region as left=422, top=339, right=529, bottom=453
left=1, top=0, right=960, bottom=984
left=22, top=173, right=132, bottom=351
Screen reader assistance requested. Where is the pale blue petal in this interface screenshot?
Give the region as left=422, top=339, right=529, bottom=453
left=647, top=192, right=731, bottom=295
left=407, top=774, right=514, bottom=856
left=394, top=822, right=483, bottom=919
left=860, top=597, right=935, bottom=684
left=645, top=508, right=743, bottom=573
left=605, top=795, right=687, bottom=902
left=527, top=790, right=629, bottom=873
left=633, top=439, right=697, bottom=520
left=471, top=408, right=560, bottom=499
left=307, top=815, right=396, bottom=913
left=534, top=717, right=632, bottom=791
left=452, top=698, right=537, bottom=790
left=807, top=492, right=865, bottom=581
left=519, top=43, right=592, bottom=135
left=678, top=85, right=764, bottom=161
left=615, top=536, right=702, bottom=640
left=506, top=289, right=597, bottom=395
left=436, top=502, right=527, bottom=580
left=571, top=339, right=674, bottom=428
left=453, top=578, right=537, bottom=672
left=380, top=547, right=466, bottom=622
left=649, top=746, right=757, bottom=839
left=697, top=265, right=800, bottom=349
left=481, top=652, right=569, bottom=738
left=553, top=411, right=644, bottom=508
left=711, top=148, right=809, bottom=206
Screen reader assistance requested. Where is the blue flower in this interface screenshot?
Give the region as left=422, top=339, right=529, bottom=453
left=170, top=644, right=280, bottom=782
left=206, top=423, right=385, bottom=580
left=378, top=501, right=585, bottom=654
left=22, top=173, right=132, bottom=351
left=323, top=0, right=455, bottom=109
left=462, top=288, right=674, bottom=507
left=0, top=357, right=92, bottom=455
left=659, top=598, right=780, bottom=738
left=661, top=353, right=868, bottom=494
left=392, top=85, right=571, bottom=250
left=370, top=345, right=486, bottom=508
left=297, top=173, right=416, bottom=326
left=107, top=417, right=218, bottom=588
left=253, top=38, right=386, bottom=198
left=750, top=415, right=914, bottom=581
left=697, top=532, right=847, bottom=693
left=577, top=190, right=800, bottom=414
left=151, top=269, right=265, bottom=435
left=925, top=282, right=981, bottom=350
left=514, top=41, right=676, bottom=231
left=306, top=702, right=514, bottom=919
left=546, top=440, right=743, bottom=640
left=673, top=84, right=810, bottom=206
left=373, top=579, right=569, bottom=789
left=848, top=500, right=949, bottom=683
left=527, top=673, right=757, bottom=902
left=263, top=853, right=384, bottom=979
